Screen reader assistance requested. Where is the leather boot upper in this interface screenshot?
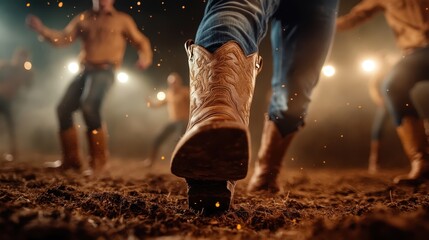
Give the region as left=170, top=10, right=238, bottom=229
left=185, top=40, right=262, bottom=131
left=248, top=117, right=295, bottom=193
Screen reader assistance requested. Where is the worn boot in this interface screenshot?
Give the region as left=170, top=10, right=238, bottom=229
left=393, top=117, right=429, bottom=184
left=171, top=40, right=262, bottom=214
left=87, top=127, right=108, bottom=176
left=248, top=117, right=295, bottom=194
left=45, top=126, right=82, bottom=170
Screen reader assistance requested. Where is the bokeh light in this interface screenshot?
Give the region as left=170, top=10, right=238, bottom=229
left=67, top=62, right=80, bottom=74
left=322, top=65, right=336, bottom=77
left=117, top=72, right=129, bottom=83
left=361, top=59, right=377, bottom=73
left=156, top=91, right=166, bottom=101
left=24, top=61, right=32, bottom=70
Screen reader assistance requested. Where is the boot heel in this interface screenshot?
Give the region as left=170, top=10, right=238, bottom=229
left=186, top=179, right=235, bottom=214
left=171, top=122, right=249, bottom=181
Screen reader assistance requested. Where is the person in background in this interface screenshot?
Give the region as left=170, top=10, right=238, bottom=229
left=337, top=0, right=429, bottom=184
left=367, top=52, right=399, bottom=174
left=144, top=72, right=189, bottom=167
left=26, top=0, right=152, bottom=175
left=0, top=48, right=34, bottom=161
left=170, top=0, right=339, bottom=214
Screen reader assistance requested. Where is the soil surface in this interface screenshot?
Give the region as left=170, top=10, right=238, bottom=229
left=1, top=157, right=429, bottom=240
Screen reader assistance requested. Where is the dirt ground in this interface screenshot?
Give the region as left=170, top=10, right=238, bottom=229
left=1, top=156, right=429, bottom=240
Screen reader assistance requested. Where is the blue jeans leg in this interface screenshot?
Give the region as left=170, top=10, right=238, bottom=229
left=382, top=47, right=429, bottom=126
left=80, top=69, right=114, bottom=131
left=268, top=0, right=338, bottom=136
left=195, top=0, right=280, bottom=55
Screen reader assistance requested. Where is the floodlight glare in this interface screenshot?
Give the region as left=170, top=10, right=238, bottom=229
left=322, top=65, right=336, bottom=77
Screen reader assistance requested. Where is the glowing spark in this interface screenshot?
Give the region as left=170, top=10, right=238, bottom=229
left=92, top=130, right=98, bottom=135
left=161, top=156, right=165, bottom=160
left=182, top=5, right=186, bottom=9
left=215, top=202, right=220, bottom=208
left=26, top=3, right=30, bottom=7
left=137, top=1, right=141, bottom=6
left=236, top=224, right=242, bottom=230
left=157, top=91, right=166, bottom=101
left=322, top=65, right=336, bottom=77
left=67, top=62, right=80, bottom=74
left=58, top=2, right=63, bottom=8
left=24, top=61, right=32, bottom=70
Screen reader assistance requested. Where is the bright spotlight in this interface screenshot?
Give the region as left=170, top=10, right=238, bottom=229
left=67, top=62, right=80, bottom=74
left=24, top=61, right=32, bottom=70
left=322, top=65, right=336, bottom=77
left=117, top=72, right=129, bottom=83
left=157, top=91, right=166, bottom=101
left=361, top=59, right=377, bottom=73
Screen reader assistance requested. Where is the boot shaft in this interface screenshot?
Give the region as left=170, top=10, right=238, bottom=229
left=396, top=117, right=429, bottom=162
left=87, top=127, right=108, bottom=172
left=185, top=40, right=262, bottom=130
left=59, top=126, right=81, bottom=169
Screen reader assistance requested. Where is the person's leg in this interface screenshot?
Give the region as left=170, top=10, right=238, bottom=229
left=80, top=68, right=114, bottom=175
left=0, top=98, right=16, bottom=160
left=144, top=122, right=178, bottom=167
left=54, top=72, right=86, bottom=170
left=171, top=0, right=278, bottom=214
left=368, top=106, right=388, bottom=174
left=248, top=0, right=339, bottom=193
left=382, top=47, right=429, bottom=184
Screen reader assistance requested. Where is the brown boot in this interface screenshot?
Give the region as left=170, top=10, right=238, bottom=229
left=49, top=126, right=82, bottom=170
left=171, top=40, right=262, bottom=213
left=87, top=127, right=108, bottom=175
left=248, top=117, right=295, bottom=194
left=393, top=117, right=429, bottom=184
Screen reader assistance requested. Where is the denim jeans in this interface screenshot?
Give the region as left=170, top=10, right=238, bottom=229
left=57, top=67, right=114, bottom=131
left=382, top=46, right=429, bottom=125
left=196, top=0, right=339, bottom=136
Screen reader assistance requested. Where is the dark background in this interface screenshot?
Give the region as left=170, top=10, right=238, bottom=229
left=0, top=0, right=427, bottom=169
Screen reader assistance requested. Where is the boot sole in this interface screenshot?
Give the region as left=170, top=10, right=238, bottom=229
left=171, top=121, right=249, bottom=181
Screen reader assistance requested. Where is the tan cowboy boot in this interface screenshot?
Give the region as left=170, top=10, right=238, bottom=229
left=393, top=117, right=429, bottom=184
left=87, top=127, right=108, bottom=175
left=248, top=117, right=295, bottom=194
left=45, top=126, right=82, bottom=170
left=171, top=40, right=262, bottom=214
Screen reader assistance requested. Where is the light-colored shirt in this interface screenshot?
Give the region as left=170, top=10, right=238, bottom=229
left=337, top=0, right=429, bottom=52
left=39, top=9, right=152, bottom=67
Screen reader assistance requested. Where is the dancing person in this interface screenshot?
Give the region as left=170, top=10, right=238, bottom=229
left=144, top=72, right=189, bottom=167
left=26, top=0, right=153, bottom=175
left=0, top=48, right=34, bottom=161
left=337, top=0, right=429, bottom=184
